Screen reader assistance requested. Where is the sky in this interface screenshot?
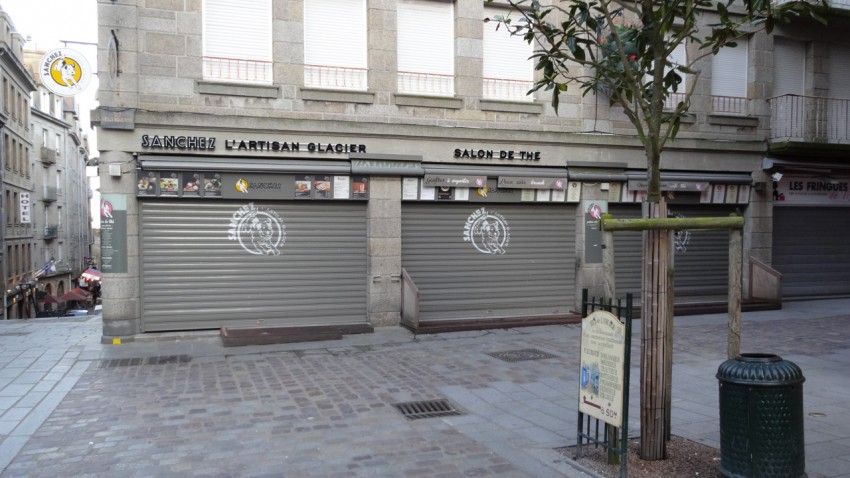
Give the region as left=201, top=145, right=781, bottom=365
left=2, top=0, right=99, bottom=153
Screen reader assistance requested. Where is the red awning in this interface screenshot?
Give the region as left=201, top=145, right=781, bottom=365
left=59, top=290, right=88, bottom=302
left=39, top=293, right=61, bottom=304
left=81, top=268, right=102, bottom=281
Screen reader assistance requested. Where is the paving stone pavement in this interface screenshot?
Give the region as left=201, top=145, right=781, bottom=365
left=0, top=299, right=848, bottom=477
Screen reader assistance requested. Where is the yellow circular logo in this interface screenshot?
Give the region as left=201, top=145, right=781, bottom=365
left=235, top=179, right=249, bottom=193
left=50, top=57, right=82, bottom=87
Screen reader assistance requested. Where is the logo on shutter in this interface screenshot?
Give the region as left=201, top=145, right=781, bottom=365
left=669, top=211, right=691, bottom=253
left=228, top=203, right=286, bottom=256
left=463, top=207, right=511, bottom=255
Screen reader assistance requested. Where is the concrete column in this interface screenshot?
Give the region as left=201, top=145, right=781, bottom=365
left=367, top=177, right=402, bottom=327
left=98, top=150, right=140, bottom=343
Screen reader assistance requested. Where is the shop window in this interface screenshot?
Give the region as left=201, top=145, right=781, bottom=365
left=711, top=38, right=749, bottom=115
left=203, top=0, right=272, bottom=84
left=397, top=0, right=455, bottom=97
left=304, top=0, right=368, bottom=90
left=483, top=6, right=534, bottom=102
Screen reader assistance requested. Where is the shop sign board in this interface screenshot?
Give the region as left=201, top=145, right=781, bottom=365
left=627, top=179, right=710, bottom=192
left=20, top=193, right=31, bottom=224
left=497, top=177, right=567, bottom=189
left=774, top=176, right=850, bottom=205
left=423, top=174, right=486, bottom=188
left=583, top=200, right=607, bottom=264
left=578, top=310, right=626, bottom=427
left=100, top=195, right=128, bottom=273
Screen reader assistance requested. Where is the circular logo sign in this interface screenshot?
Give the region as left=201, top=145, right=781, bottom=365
left=463, top=207, right=510, bottom=255
left=39, top=49, right=92, bottom=96
left=228, top=203, right=286, bottom=256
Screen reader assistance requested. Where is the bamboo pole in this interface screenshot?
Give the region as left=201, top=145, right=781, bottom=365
left=640, top=200, right=670, bottom=460
left=601, top=216, right=744, bottom=232
left=603, top=230, right=616, bottom=300
left=728, top=228, right=743, bottom=359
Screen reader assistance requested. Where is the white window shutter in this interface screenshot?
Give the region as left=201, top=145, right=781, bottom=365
left=304, top=0, right=368, bottom=89
left=711, top=40, right=748, bottom=98
left=711, top=39, right=748, bottom=114
left=397, top=0, right=454, bottom=96
left=203, top=0, right=272, bottom=83
left=483, top=6, right=534, bottom=101
left=774, top=38, right=805, bottom=97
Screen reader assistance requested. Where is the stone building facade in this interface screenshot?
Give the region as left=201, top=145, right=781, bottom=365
left=93, top=0, right=850, bottom=341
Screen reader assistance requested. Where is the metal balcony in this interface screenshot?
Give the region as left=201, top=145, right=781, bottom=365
left=768, top=94, right=850, bottom=154
left=40, top=147, right=58, bottom=164
left=42, top=186, right=59, bottom=202
left=43, top=226, right=59, bottom=239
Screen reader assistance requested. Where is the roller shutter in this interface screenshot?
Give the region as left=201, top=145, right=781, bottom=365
left=401, top=203, right=576, bottom=322
left=140, top=200, right=367, bottom=331
left=610, top=205, right=735, bottom=302
left=773, top=207, right=850, bottom=297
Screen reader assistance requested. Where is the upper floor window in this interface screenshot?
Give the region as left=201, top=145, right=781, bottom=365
left=304, top=0, right=368, bottom=90
left=661, top=42, right=688, bottom=110
left=203, top=0, right=272, bottom=84
left=397, top=0, right=455, bottom=97
left=483, top=6, right=534, bottom=102
left=711, top=38, right=749, bottom=115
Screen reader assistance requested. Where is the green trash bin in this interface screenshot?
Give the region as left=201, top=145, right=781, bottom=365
left=717, top=353, right=806, bottom=478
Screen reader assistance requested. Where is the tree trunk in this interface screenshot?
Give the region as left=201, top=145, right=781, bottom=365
left=639, top=198, right=671, bottom=460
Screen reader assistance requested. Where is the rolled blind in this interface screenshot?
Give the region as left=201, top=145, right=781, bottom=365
left=774, top=38, right=805, bottom=97
left=397, top=0, right=454, bottom=75
left=711, top=39, right=748, bottom=98
left=304, top=0, right=367, bottom=69
left=482, top=6, right=533, bottom=81
left=203, top=0, right=271, bottom=61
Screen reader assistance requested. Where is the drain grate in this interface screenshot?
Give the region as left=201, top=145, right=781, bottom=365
left=99, top=355, right=191, bottom=368
left=487, top=348, right=558, bottom=363
left=0, top=331, right=30, bottom=337
left=393, top=399, right=463, bottom=420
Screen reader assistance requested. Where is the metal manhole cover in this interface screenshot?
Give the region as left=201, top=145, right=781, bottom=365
left=99, top=355, right=191, bottom=368
left=487, top=349, right=558, bottom=363
left=393, top=399, right=464, bottom=420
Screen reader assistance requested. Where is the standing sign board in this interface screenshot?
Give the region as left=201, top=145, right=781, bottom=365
left=579, top=310, right=626, bottom=427
left=100, top=195, right=128, bottom=273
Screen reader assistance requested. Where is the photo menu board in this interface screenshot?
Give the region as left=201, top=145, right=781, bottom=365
left=135, top=171, right=369, bottom=200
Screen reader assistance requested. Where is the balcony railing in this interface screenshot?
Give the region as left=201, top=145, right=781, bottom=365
left=304, top=64, right=367, bottom=91
left=40, top=147, right=58, bottom=164
left=43, top=226, right=58, bottom=239
left=712, top=95, right=748, bottom=115
left=663, top=92, right=688, bottom=111
left=203, top=56, right=272, bottom=84
left=397, top=71, right=454, bottom=97
left=43, top=186, right=59, bottom=202
left=483, top=78, right=534, bottom=102
left=768, top=94, right=850, bottom=143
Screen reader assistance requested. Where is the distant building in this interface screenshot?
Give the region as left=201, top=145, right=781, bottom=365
left=93, top=0, right=850, bottom=341
left=0, top=6, right=93, bottom=319
left=24, top=48, right=93, bottom=317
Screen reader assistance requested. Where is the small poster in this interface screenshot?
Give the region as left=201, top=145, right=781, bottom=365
left=333, top=176, right=350, bottom=199
left=420, top=184, right=435, bottom=200
left=552, top=189, right=566, bottom=202
left=437, top=186, right=452, bottom=200
left=159, top=171, right=180, bottom=196
left=182, top=172, right=201, bottom=197
left=136, top=171, right=157, bottom=196
left=521, top=189, right=536, bottom=202
left=204, top=173, right=222, bottom=197
left=352, top=176, right=369, bottom=199
left=567, top=182, right=582, bottom=202
left=314, top=175, right=333, bottom=199
left=536, top=190, right=551, bottom=202
left=402, top=178, right=419, bottom=200
left=295, top=175, right=312, bottom=198
left=454, top=188, right=469, bottom=201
